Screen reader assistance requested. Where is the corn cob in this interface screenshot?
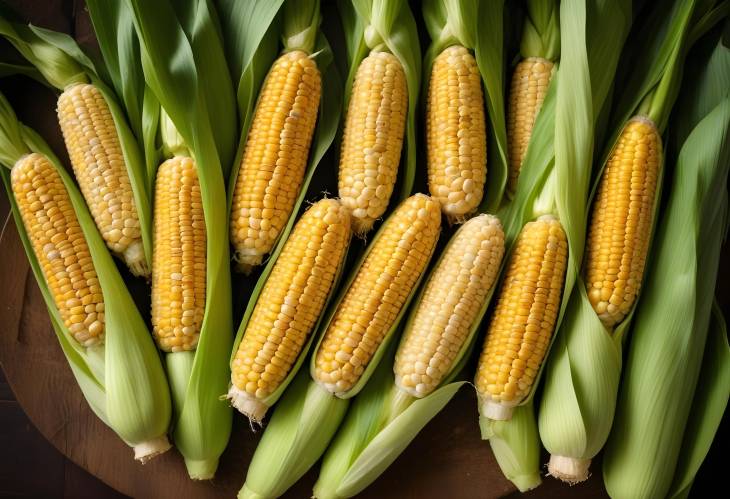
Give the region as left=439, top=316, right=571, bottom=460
left=314, top=194, right=441, bottom=395
left=426, top=45, right=487, bottom=221
left=338, top=51, right=408, bottom=234
left=230, top=51, right=322, bottom=274
left=506, top=58, right=554, bottom=195
left=10, top=152, right=105, bottom=347
left=151, top=156, right=206, bottom=353
left=395, top=214, right=504, bottom=397
left=57, top=83, right=146, bottom=277
left=584, top=116, right=662, bottom=329
left=228, top=199, right=351, bottom=421
left=475, top=215, right=567, bottom=420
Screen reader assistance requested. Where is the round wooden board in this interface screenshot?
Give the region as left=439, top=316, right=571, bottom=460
left=0, top=2, right=616, bottom=498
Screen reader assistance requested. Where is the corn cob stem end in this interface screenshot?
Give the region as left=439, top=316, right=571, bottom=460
left=185, top=457, right=219, bottom=480
left=547, top=455, right=590, bottom=484
left=238, top=483, right=267, bottom=499
left=227, top=385, right=269, bottom=423
left=123, top=240, right=150, bottom=278
left=481, top=399, right=514, bottom=421
left=132, top=435, right=172, bottom=463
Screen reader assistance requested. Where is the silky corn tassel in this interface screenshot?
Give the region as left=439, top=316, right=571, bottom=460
left=585, top=117, right=661, bottom=329
left=57, top=83, right=146, bottom=277
left=395, top=214, right=504, bottom=397
left=228, top=199, right=351, bottom=421
left=151, top=157, right=206, bottom=352
left=314, top=194, right=441, bottom=395
left=475, top=215, right=567, bottom=420
left=230, top=50, right=322, bottom=273
left=427, top=45, right=487, bottom=221
left=11, top=153, right=105, bottom=346
left=339, top=51, right=408, bottom=234
left=506, top=58, right=554, bottom=195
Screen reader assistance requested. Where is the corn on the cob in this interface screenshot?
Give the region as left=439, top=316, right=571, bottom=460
left=230, top=50, right=322, bottom=273
left=11, top=152, right=105, bottom=347
left=314, top=194, right=441, bottom=395
left=475, top=215, right=567, bottom=420
left=228, top=199, right=351, bottom=420
left=338, top=51, right=408, bottom=234
left=584, top=116, right=661, bottom=329
left=506, top=58, right=554, bottom=195
left=151, top=156, right=206, bottom=353
left=395, top=214, right=504, bottom=397
left=57, top=83, right=146, bottom=277
left=426, top=45, right=487, bottom=221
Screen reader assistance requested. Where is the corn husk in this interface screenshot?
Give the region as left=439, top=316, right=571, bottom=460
left=0, top=15, right=152, bottom=274
left=125, top=0, right=237, bottom=479
left=538, top=1, right=728, bottom=483
left=602, top=32, right=730, bottom=498
left=0, top=91, right=172, bottom=462
left=422, top=0, right=508, bottom=212
left=475, top=0, right=632, bottom=489
left=239, top=194, right=440, bottom=499
left=222, top=0, right=345, bottom=422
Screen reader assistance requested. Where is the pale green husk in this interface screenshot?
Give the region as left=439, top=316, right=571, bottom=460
left=0, top=15, right=153, bottom=272
left=0, top=92, right=171, bottom=461
left=519, top=0, right=560, bottom=61
left=125, top=0, right=237, bottom=478
left=422, top=0, right=508, bottom=212
left=224, top=0, right=345, bottom=420
left=240, top=194, right=441, bottom=498
left=538, top=1, right=727, bottom=482
left=338, top=0, right=421, bottom=206
left=603, top=34, right=730, bottom=499
left=479, top=0, right=632, bottom=490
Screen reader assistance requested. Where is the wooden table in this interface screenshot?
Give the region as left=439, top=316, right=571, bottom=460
left=0, top=1, right=724, bottom=498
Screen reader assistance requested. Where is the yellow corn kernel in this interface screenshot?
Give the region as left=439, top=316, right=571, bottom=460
left=338, top=51, right=408, bottom=234
left=584, top=116, right=662, bottom=329
left=151, top=156, right=206, bottom=352
left=228, top=199, right=351, bottom=421
left=314, top=194, right=441, bottom=395
left=475, top=215, right=567, bottom=420
left=506, top=58, right=554, bottom=195
left=230, top=50, right=322, bottom=273
left=57, top=83, right=146, bottom=277
left=11, top=153, right=105, bottom=346
left=427, top=45, right=487, bottom=221
left=395, top=214, right=504, bottom=397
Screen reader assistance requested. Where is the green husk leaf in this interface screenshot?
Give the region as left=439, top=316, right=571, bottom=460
left=603, top=93, right=730, bottom=499
left=538, top=3, right=724, bottom=479
left=126, top=0, right=235, bottom=478
left=520, top=0, right=560, bottom=60
left=344, top=0, right=421, bottom=203
left=0, top=92, right=171, bottom=457
left=239, top=371, right=349, bottom=499
left=0, top=15, right=153, bottom=274
left=0, top=62, right=49, bottom=86
left=481, top=402, right=542, bottom=492
left=423, top=0, right=508, bottom=212
left=667, top=303, right=730, bottom=499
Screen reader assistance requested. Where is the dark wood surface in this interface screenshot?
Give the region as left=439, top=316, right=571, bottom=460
left=0, top=1, right=725, bottom=498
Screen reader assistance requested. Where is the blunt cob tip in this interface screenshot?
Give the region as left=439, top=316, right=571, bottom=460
left=133, top=435, right=173, bottom=463
left=547, top=455, right=591, bottom=484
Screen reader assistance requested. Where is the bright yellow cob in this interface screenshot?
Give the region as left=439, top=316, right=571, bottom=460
left=338, top=51, right=408, bottom=235
left=584, top=116, right=662, bottom=329
left=475, top=215, right=567, bottom=420
left=151, top=156, right=206, bottom=353
left=228, top=199, right=351, bottom=421
left=230, top=51, right=322, bottom=273
left=506, top=58, right=554, bottom=195
left=394, top=214, right=504, bottom=397
left=426, top=45, right=487, bottom=221
left=10, top=153, right=105, bottom=347
left=57, top=83, right=146, bottom=277
left=314, top=194, right=441, bottom=395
